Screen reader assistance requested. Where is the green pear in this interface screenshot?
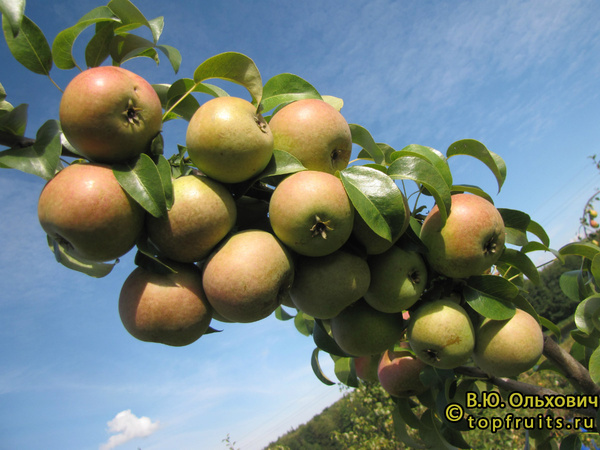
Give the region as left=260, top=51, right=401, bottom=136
left=407, top=299, right=475, bottom=369
left=473, top=309, right=544, bottom=377
left=268, top=99, right=352, bottom=174
left=59, top=66, right=162, bottom=163
left=118, top=263, right=213, bottom=347
left=330, top=299, right=404, bottom=357
left=377, top=344, right=427, bottom=398
left=146, top=174, right=237, bottom=263
left=290, top=250, right=371, bottom=319
left=420, top=193, right=505, bottom=279
left=186, top=96, right=273, bottom=184
left=364, top=246, right=428, bottom=313
left=269, top=170, right=354, bottom=257
left=201, top=230, right=294, bottom=323
left=37, top=163, right=145, bottom=262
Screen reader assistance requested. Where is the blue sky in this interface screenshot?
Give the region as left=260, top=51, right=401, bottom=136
left=1, top=0, right=600, bottom=448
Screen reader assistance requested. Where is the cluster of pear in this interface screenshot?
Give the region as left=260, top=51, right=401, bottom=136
left=37, top=66, right=545, bottom=392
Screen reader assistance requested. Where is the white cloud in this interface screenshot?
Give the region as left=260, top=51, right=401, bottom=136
left=99, top=410, right=160, bottom=450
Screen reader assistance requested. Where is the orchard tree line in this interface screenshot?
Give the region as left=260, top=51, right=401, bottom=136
left=2, top=0, right=600, bottom=448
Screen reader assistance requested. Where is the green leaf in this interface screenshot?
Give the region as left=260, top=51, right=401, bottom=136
left=193, top=52, right=262, bottom=106
left=349, top=124, right=384, bottom=164
left=497, top=248, right=540, bottom=284
left=84, top=21, right=115, bottom=68
left=388, top=155, right=452, bottom=227
left=391, top=406, right=427, bottom=449
left=559, top=433, right=582, bottom=450
left=261, top=73, right=322, bottom=113
left=464, top=286, right=516, bottom=320
left=393, top=145, right=452, bottom=188
left=109, top=33, right=158, bottom=66
left=339, top=165, right=408, bottom=242
left=156, top=44, right=181, bottom=73
left=527, top=219, right=550, bottom=247
left=0, top=119, right=62, bottom=179
left=334, top=357, right=358, bottom=387
left=257, top=149, right=306, bottom=181
left=0, top=0, right=25, bottom=37
left=275, top=305, right=295, bottom=321
left=156, top=155, right=173, bottom=209
left=51, top=6, right=117, bottom=70
left=0, top=103, right=27, bottom=136
left=108, top=0, right=160, bottom=43
left=467, top=274, right=520, bottom=300
left=322, top=95, right=343, bottom=111
left=559, top=242, right=600, bottom=261
left=162, top=79, right=229, bottom=121
left=294, top=311, right=314, bottom=337
left=446, top=139, right=506, bottom=193
left=592, top=253, right=600, bottom=283
left=112, top=153, right=167, bottom=218
left=450, top=184, right=493, bottom=203
left=498, top=208, right=531, bottom=247
left=560, top=270, right=589, bottom=302
left=574, top=295, right=600, bottom=335
left=538, top=316, right=561, bottom=339
left=313, top=319, right=350, bottom=357
left=311, top=348, right=336, bottom=386
left=2, top=14, right=52, bottom=75
left=47, top=235, right=115, bottom=278
left=588, top=346, right=600, bottom=385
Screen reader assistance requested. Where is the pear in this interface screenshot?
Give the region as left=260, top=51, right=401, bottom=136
left=407, top=299, right=475, bottom=369
left=202, top=230, right=294, bottom=323
left=330, top=299, right=404, bottom=357
left=420, top=193, right=505, bottom=279
left=290, top=250, right=371, bottom=319
left=118, top=263, right=213, bottom=347
left=364, top=246, right=428, bottom=313
left=269, top=170, right=354, bottom=257
left=268, top=99, right=352, bottom=174
left=186, top=96, right=273, bottom=184
left=38, top=163, right=145, bottom=262
left=146, top=174, right=236, bottom=263
left=473, top=309, right=544, bottom=377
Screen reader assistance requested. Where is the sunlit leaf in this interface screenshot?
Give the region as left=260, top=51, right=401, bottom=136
left=193, top=52, right=262, bottom=106
left=52, top=6, right=117, bottom=70
left=256, top=149, right=306, bottom=181
left=498, top=208, right=531, bottom=247
left=340, top=165, right=408, bottom=242
left=464, top=286, right=516, bottom=320
left=112, top=153, right=167, bottom=218
left=108, top=0, right=161, bottom=43
left=0, top=0, right=25, bottom=37
left=321, top=95, right=343, bottom=111
left=447, top=139, right=506, bottom=193
left=261, top=73, right=322, bottom=113
left=388, top=155, right=452, bottom=227
left=450, top=184, right=493, bottom=203
left=392, top=145, right=452, bottom=188
left=559, top=242, right=600, bottom=261
left=2, top=15, right=52, bottom=75
left=349, top=124, right=384, bottom=164
left=497, top=248, right=540, bottom=284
